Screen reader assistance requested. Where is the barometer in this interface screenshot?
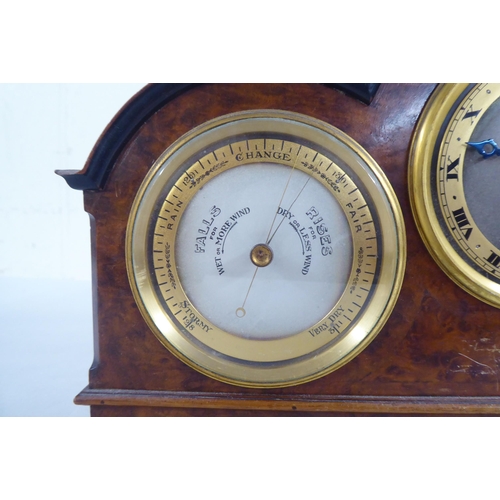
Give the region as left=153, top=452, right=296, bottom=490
left=126, top=110, right=406, bottom=387
left=409, top=83, right=500, bottom=307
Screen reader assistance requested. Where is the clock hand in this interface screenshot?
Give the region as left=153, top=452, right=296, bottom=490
left=466, top=139, right=500, bottom=158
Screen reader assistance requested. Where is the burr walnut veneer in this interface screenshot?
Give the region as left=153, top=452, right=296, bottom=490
left=58, top=83, right=500, bottom=416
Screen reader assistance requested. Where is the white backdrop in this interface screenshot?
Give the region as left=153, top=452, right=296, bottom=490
left=0, top=84, right=146, bottom=416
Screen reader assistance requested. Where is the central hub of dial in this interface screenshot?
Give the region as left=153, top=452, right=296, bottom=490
left=250, top=243, right=274, bottom=267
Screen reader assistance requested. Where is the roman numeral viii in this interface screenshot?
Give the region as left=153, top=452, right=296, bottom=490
left=452, top=207, right=473, bottom=240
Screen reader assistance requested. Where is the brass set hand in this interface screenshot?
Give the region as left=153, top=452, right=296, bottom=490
left=236, top=157, right=309, bottom=317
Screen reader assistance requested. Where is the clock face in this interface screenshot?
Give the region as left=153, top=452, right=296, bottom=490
left=409, top=83, right=500, bottom=307
left=126, top=110, right=406, bottom=387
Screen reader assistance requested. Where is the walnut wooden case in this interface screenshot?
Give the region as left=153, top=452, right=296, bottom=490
left=59, top=84, right=500, bottom=416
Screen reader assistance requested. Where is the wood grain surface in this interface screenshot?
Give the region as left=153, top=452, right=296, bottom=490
left=70, top=83, right=500, bottom=416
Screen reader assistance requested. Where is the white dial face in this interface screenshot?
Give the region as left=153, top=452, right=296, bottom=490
left=176, top=162, right=353, bottom=339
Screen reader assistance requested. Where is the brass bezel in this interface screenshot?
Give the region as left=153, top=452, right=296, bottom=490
left=126, top=110, right=406, bottom=387
left=409, top=84, right=500, bottom=308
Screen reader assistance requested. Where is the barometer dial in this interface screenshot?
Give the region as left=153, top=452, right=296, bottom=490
left=127, top=110, right=405, bottom=387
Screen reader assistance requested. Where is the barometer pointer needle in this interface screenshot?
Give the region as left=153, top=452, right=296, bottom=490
left=236, top=153, right=308, bottom=317
left=264, top=156, right=300, bottom=243
left=267, top=177, right=310, bottom=245
left=236, top=266, right=259, bottom=318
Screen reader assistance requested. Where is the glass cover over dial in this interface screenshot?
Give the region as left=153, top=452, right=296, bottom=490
left=127, top=110, right=406, bottom=387
left=410, top=83, right=500, bottom=307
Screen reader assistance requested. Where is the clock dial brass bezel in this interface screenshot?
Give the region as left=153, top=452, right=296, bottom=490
left=409, top=83, right=500, bottom=308
left=126, top=110, right=406, bottom=387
